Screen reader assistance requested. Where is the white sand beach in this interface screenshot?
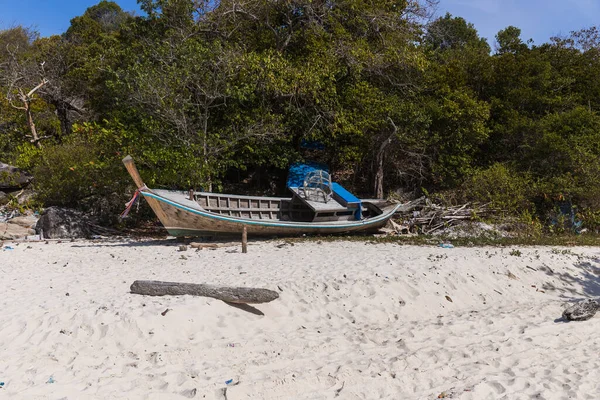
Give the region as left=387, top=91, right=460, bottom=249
left=1, top=239, right=600, bottom=399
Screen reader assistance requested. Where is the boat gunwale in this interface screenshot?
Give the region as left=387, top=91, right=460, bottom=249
left=154, top=189, right=291, bottom=202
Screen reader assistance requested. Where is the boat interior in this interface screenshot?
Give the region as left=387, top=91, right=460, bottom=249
left=191, top=191, right=383, bottom=222
left=194, top=169, right=386, bottom=222
left=151, top=168, right=387, bottom=223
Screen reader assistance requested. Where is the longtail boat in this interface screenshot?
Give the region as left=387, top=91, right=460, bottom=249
left=122, top=156, right=400, bottom=237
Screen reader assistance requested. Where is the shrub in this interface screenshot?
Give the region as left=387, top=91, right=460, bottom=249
left=26, top=134, right=132, bottom=225
left=463, top=163, right=533, bottom=214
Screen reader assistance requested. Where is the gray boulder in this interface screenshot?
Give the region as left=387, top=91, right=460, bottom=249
left=36, top=207, right=92, bottom=239
left=563, top=299, right=599, bottom=321
left=0, top=162, right=33, bottom=190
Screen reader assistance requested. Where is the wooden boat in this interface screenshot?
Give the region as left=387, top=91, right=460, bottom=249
left=123, top=156, right=400, bottom=237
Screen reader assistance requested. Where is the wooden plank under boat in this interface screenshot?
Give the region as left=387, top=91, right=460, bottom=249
left=123, top=156, right=400, bottom=237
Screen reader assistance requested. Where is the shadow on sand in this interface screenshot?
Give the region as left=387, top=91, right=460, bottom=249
left=70, top=236, right=276, bottom=248
left=543, top=257, right=600, bottom=299
left=223, top=302, right=265, bottom=316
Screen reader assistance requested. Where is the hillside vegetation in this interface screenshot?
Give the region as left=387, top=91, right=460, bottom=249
left=2, top=0, right=600, bottom=231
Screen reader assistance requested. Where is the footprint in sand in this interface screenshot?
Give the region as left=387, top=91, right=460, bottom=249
left=146, top=352, right=162, bottom=365
left=403, top=283, right=420, bottom=297
left=98, top=323, right=108, bottom=339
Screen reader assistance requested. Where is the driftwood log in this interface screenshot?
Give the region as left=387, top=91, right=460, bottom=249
left=130, top=280, right=279, bottom=304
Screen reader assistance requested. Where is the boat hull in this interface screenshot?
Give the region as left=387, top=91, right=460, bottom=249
left=122, top=155, right=399, bottom=237
left=141, top=191, right=399, bottom=237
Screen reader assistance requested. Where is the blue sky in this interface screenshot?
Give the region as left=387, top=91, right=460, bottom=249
left=0, top=0, right=597, bottom=47
left=0, top=0, right=142, bottom=36
left=437, top=0, right=599, bottom=47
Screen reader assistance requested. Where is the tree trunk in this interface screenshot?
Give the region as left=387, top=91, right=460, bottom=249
left=202, top=104, right=212, bottom=192
left=373, top=118, right=399, bottom=198
left=13, top=79, right=49, bottom=149
left=24, top=100, right=42, bottom=149
left=374, top=135, right=393, bottom=198
left=130, top=280, right=279, bottom=304
left=55, top=102, right=72, bottom=136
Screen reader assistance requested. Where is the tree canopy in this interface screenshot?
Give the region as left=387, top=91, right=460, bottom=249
left=2, top=1, right=600, bottom=230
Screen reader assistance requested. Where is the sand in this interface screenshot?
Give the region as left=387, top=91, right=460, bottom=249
left=1, top=239, right=600, bottom=399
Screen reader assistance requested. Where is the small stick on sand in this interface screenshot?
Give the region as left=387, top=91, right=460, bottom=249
left=190, top=242, right=219, bottom=249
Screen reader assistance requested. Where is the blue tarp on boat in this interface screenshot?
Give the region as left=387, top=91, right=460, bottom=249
left=287, top=162, right=363, bottom=220
left=286, top=161, right=329, bottom=188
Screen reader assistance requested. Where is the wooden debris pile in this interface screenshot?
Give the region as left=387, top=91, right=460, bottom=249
left=392, top=197, right=493, bottom=235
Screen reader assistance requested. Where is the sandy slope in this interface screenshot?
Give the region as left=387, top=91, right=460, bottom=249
left=1, top=240, right=600, bottom=399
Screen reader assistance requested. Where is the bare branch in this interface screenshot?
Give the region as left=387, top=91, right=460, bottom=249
left=26, top=78, right=49, bottom=98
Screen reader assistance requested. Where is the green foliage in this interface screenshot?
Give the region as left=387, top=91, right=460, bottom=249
left=517, top=209, right=544, bottom=237
left=2, top=3, right=600, bottom=231
left=578, top=208, right=600, bottom=233
left=463, top=163, right=533, bottom=213
left=495, top=26, right=528, bottom=54
left=425, top=13, right=490, bottom=53
left=16, top=123, right=131, bottom=223
left=426, top=90, right=490, bottom=185
left=509, top=249, right=522, bottom=257
left=29, top=138, right=110, bottom=207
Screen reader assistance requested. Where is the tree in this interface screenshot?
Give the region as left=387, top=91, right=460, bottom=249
left=425, top=13, right=490, bottom=52
left=421, top=14, right=492, bottom=187
left=111, top=0, right=291, bottom=190
left=210, top=0, right=436, bottom=196
left=0, top=27, right=52, bottom=148
left=495, top=26, right=528, bottom=54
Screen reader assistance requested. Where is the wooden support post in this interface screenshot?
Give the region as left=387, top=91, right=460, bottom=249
left=242, top=225, right=248, bottom=253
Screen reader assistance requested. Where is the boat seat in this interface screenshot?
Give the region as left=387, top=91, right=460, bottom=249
left=331, top=182, right=362, bottom=220
left=331, top=183, right=360, bottom=207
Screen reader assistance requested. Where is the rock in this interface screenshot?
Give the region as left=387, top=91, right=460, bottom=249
left=36, top=207, right=92, bottom=239
left=0, top=162, right=32, bottom=190
left=563, top=299, right=599, bottom=321
left=0, top=222, right=35, bottom=240
left=7, top=215, right=38, bottom=229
